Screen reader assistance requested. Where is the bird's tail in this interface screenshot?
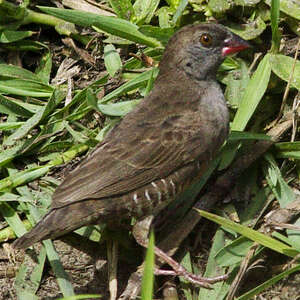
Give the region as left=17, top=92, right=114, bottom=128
left=13, top=210, right=61, bottom=249
left=12, top=199, right=109, bottom=249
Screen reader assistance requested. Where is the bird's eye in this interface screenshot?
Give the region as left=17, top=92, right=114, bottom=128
left=199, top=33, right=213, bottom=47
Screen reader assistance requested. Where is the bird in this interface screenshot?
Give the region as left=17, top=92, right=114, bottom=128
left=13, top=23, right=249, bottom=284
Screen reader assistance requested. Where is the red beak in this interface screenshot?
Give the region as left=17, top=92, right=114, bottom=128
left=222, top=35, right=250, bottom=56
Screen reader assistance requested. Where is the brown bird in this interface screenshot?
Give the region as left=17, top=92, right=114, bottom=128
left=13, top=23, right=249, bottom=285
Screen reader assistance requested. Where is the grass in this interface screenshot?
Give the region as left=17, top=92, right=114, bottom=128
left=0, top=0, right=300, bottom=299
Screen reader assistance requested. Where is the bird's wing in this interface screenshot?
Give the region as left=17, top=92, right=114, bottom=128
left=51, top=90, right=219, bottom=209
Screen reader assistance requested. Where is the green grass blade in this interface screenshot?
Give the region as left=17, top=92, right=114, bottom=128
left=0, top=63, right=48, bottom=82
left=141, top=230, right=155, bottom=300
left=4, top=89, right=63, bottom=146
left=108, top=0, right=135, bottom=20
left=98, top=100, right=140, bottom=117
left=265, top=0, right=300, bottom=20
left=264, top=153, right=295, bottom=207
left=0, top=94, right=38, bottom=116
left=0, top=79, right=53, bottom=97
left=269, top=54, right=300, bottom=90
left=25, top=203, right=75, bottom=297
left=236, top=264, right=300, bottom=300
left=231, top=54, right=271, bottom=131
left=0, top=201, right=28, bottom=237
left=104, top=44, right=122, bottom=77
left=58, top=295, right=101, bottom=300
left=0, top=30, right=33, bottom=43
left=172, top=0, right=188, bottom=24
left=197, top=210, right=299, bottom=257
left=37, top=6, right=161, bottom=47
left=98, top=68, right=158, bottom=104
left=270, top=0, right=280, bottom=53
left=43, top=240, right=75, bottom=297
left=228, top=131, right=271, bottom=141
left=198, top=229, right=228, bottom=299
left=133, top=0, right=160, bottom=24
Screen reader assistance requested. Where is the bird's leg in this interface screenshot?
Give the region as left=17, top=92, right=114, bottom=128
left=107, top=239, right=118, bottom=300
left=132, top=216, right=228, bottom=288
left=132, top=215, right=154, bottom=249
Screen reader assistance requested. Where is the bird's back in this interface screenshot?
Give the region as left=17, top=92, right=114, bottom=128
left=51, top=76, right=228, bottom=210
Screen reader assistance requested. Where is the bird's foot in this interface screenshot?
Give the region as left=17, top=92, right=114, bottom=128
left=155, top=268, right=228, bottom=288
left=154, top=246, right=227, bottom=288
left=133, top=216, right=228, bottom=288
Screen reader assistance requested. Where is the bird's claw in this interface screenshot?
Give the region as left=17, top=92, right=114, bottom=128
left=155, top=268, right=228, bottom=288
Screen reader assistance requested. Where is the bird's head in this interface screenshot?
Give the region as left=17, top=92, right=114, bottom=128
left=158, top=23, right=250, bottom=81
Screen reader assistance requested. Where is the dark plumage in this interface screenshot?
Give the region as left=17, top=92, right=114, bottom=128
left=13, top=23, right=249, bottom=250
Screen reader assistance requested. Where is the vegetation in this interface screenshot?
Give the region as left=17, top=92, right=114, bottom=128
left=0, top=0, right=299, bottom=299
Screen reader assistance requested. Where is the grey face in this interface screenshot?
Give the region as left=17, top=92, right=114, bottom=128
left=182, top=25, right=232, bottom=80
left=159, top=24, right=248, bottom=81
